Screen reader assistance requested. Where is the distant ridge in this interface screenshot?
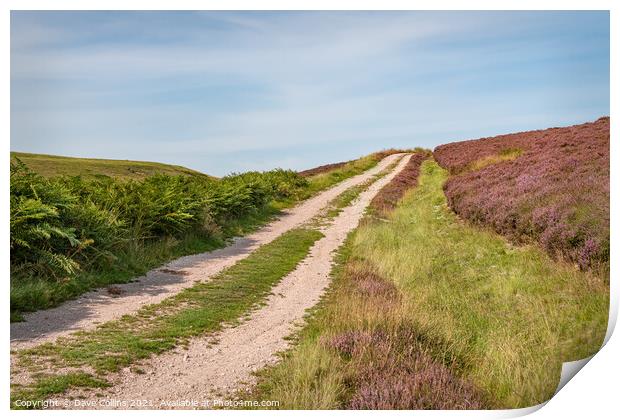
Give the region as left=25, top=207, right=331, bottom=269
left=10, top=151, right=211, bottom=180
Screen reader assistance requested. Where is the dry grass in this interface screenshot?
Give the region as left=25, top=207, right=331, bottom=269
left=248, top=254, right=485, bottom=409
left=467, top=148, right=523, bottom=172
left=248, top=158, right=608, bottom=409
left=352, top=159, right=608, bottom=407
left=247, top=155, right=485, bottom=410
left=434, top=117, right=609, bottom=271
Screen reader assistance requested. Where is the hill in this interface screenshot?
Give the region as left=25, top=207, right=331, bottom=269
left=10, top=152, right=210, bottom=180
left=434, top=117, right=609, bottom=271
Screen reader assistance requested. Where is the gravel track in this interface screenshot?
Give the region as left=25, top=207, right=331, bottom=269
left=72, top=153, right=413, bottom=410
left=11, top=153, right=405, bottom=350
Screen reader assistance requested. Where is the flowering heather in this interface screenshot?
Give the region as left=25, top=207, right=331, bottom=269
left=370, top=152, right=429, bottom=216
left=298, top=149, right=413, bottom=177
left=434, top=117, right=609, bottom=271
left=341, top=264, right=400, bottom=300
left=321, top=330, right=385, bottom=358
left=323, top=326, right=484, bottom=409
left=298, top=160, right=351, bottom=177
left=353, top=270, right=399, bottom=299
left=349, top=361, right=483, bottom=410
left=320, top=267, right=483, bottom=409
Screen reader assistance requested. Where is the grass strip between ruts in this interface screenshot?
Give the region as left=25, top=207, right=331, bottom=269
left=245, top=159, right=608, bottom=409
left=12, top=227, right=324, bottom=407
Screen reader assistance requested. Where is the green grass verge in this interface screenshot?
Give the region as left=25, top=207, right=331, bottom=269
left=350, top=159, right=608, bottom=407
left=269, top=153, right=390, bottom=211
left=245, top=235, right=358, bottom=409
left=12, top=228, right=323, bottom=406
left=247, top=159, right=608, bottom=409
left=320, top=158, right=402, bottom=221
left=298, top=152, right=398, bottom=202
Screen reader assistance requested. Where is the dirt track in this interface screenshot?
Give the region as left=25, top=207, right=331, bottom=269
left=66, top=153, right=412, bottom=409
left=11, top=153, right=405, bottom=350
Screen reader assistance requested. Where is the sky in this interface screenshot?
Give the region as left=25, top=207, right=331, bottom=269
left=11, top=11, right=609, bottom=176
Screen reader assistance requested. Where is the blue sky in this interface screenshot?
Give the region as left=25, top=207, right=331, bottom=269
left=11, top=11, right=609, bottom=176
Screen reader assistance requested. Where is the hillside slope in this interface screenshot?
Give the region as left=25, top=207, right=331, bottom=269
left=434, top=117, right=609, bottom=271
left=248, top=157, right=607, bottom=409
left=10, top=152, right=209, bottom=180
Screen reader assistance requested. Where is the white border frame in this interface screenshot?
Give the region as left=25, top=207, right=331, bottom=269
left=2, top=2, right=616, bottom=419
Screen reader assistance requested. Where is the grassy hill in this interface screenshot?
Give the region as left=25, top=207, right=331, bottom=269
left=10, top=152, right=210, bottom=180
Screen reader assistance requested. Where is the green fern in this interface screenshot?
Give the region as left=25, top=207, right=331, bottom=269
left=11, top=158, right=308, bottom=284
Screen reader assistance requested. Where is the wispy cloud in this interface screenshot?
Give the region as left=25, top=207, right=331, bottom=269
left=11, top=11, right=609, bottom=175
